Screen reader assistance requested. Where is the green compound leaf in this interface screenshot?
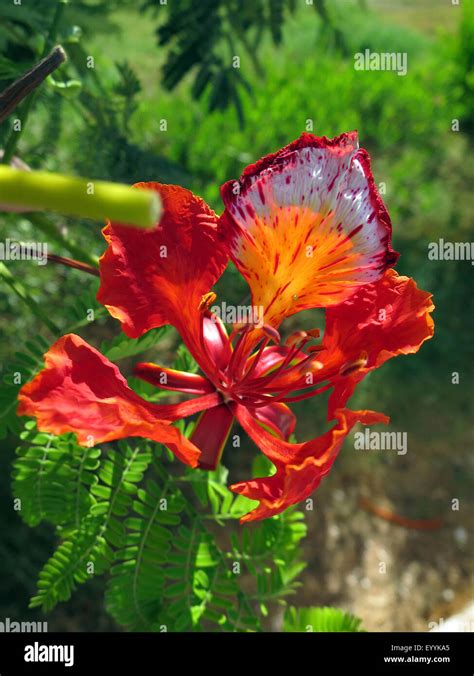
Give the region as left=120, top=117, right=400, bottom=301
left=106, top=455, right=259, bottom=632
left=100, top=326, right=172, bottom=362
left=29, top=513, right=111, bottom=612
left=28, top=441, right=153, bottom=611
left=283, top=606, right=365, bottom=633
left=13, top=422, right=100, bottom=530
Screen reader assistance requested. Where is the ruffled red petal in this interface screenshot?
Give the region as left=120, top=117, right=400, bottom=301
left=17, top=334, right=202, bottom=466
left=97, top=183, right=229, bottom=379
left=231, top=406, right=388, bottom=522
left=320, top=269, right=435, bottom=416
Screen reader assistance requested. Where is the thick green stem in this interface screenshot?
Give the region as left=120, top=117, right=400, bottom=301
left=0, top=166, right=161, bottom=229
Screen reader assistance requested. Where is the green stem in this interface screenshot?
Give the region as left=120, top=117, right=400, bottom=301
left=0, top=166, right=161, bottom=228
left=44, top=0, right=68, bottom=53
left=2, top=0, right=68, bottom=164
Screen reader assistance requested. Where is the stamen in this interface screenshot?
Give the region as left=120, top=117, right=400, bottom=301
left=285, top=330, right=308, bottom=348
left=252, top=354, right=324, bottom=395
left=227, top=324, right=252, bottom=377
left=339, top=351, right=368, bottom=377
left=242, top=377, right=333, bottom=408
left=197, top=312, right=226, bottom=385
left=241, top=343, right=300, bottom=392
left=278, top=382, right=333, bottom=403
left=234, top=392, right=276, bottom=407
left=285, top=328, right=320, bottom=349
left=307, top=345, right=325, bottom=353
left=198, top=291, right=217, bottom=312
left=230, top=323, right=270, bottom=381
left=240, top=337, right=270, bottom=383
left=261, top=324, right=280, bottom=344
left=229, top=322, right=248, bottom=344
left=242, top=345, right=319, bottom=393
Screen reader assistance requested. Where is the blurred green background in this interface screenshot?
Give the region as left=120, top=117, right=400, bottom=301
left=0, top=0, right=472, bottom=631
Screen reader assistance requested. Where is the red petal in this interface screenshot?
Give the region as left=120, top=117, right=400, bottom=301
left=251, top=402, right=296, bottom=440
left=320, top=269, right=435, bottom=415
left=202, top=314, right=232, bottom=372
left=190, top=404, right=234, bottom=470
left=261, top=270, right=435, bottom=406
left=97, top=183, right=229, bottom=378
left=231, top=406, right=388, bottom=522
left=17, top=334, right=203, bottom=466
left=246, top=345, right=292, bottom=378
left=221, top=132, right=398, bottom=328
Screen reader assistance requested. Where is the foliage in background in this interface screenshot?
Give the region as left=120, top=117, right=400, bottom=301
left=142, top=0, right=344, bottom=125
left=283, top=606, right=364, bottom=632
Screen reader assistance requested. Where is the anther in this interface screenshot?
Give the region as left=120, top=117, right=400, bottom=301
left=285, top=330, right=308, bottom=348
left=339, top=351, right=369, bottom=377
left=308, top=359, right=324, bottom=371
left=286, top=328, right=321, bottom=351
left=198, top=291, right=217, bottom=312
left=307, top=344, right=325, bottom=353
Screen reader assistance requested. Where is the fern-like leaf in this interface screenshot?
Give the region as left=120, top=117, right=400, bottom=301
left=0, top=335, right=52, bottom=439
left=283, top=606, right=365, bottom=632
left=29, top=441, right=152, bottom=611
left=29, top=513, right=111, bottom=612
left=188, top=465, right=257, bottom=525
left=13, top=421, right=100, bottom=530
left=105, top=473, right=185, bottom=630
left=100, top=326, right=171, bottom=362
left=107, top=455, right=259, bottom=632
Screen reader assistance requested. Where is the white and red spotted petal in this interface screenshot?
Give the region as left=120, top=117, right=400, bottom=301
left=220, top=132, right=399, bottom=328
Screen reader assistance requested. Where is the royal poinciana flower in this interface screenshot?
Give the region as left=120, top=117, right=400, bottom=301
left=18, top=132, right=434, bottom=522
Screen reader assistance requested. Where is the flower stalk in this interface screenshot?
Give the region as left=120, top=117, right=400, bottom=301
left=0, top=166, right=161, bottom=229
